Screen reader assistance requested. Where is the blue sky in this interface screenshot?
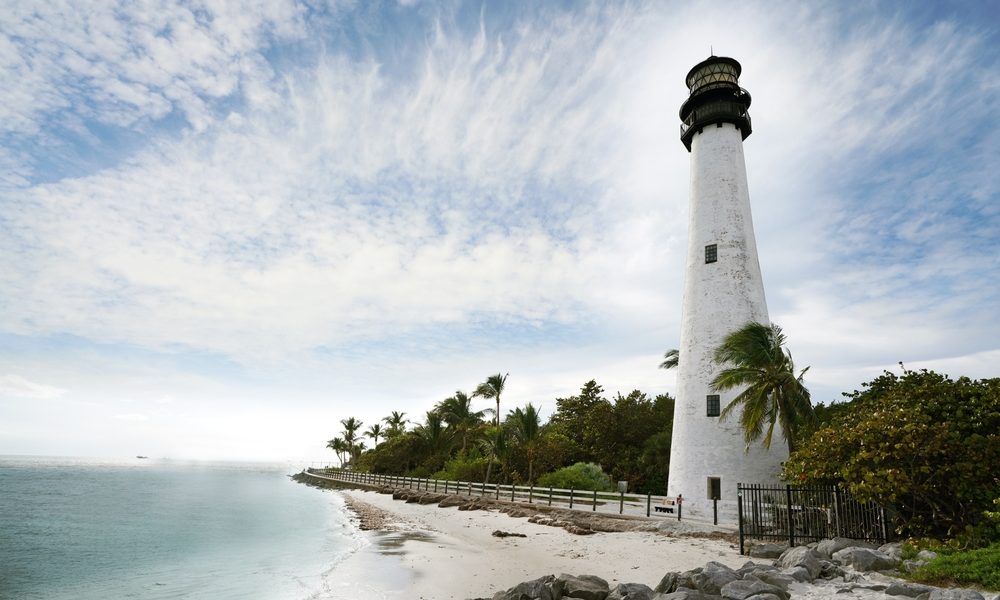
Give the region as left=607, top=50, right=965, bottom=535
left=1, top=0, right=997, bottom=461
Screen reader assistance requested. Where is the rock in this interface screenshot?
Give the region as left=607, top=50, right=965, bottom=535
left=832, top=547, right=900, bottom=571
left=776, top=547, right=821, bottom=580
left=392, top=490, right=408, bottom=500
left=885, top=582, right=936, bottom=597
left=564, top=525, right=596, bottom=536
left=493, top=575, right=563, bottom=600
left=745, top=595, right=784, bottom=600
left=744, top=572, right=794, bottom=592
left=903, top=559, right=928, bottom=572
left=558, top=573, right=610, bottom=600
left=880, top=542, right=904, bottom=561
left=780, top=567, right=811, bottom=583
left=438, top=495, right=465, bottom=508
left=607, top=583, right=656, bottom=600
left=749, top=543, right=787, bottom=559
left=815, top=538, right=875, bottom=559
left=818, top=559, right=845, bottom=579
left=418, top=492, right=447, bottom=504
left=916, top=550, right=939, bottom=562
left=654, top=588, right=718, bottom=600
left=691, top=562, right=739, bottom=595
left=492, top=530, right=528, bottom=538
left=720, top=578, right=790, bottom=600
left=927, top=590, right=986, bottom=600
left=654, top=573, right=680, bottom=594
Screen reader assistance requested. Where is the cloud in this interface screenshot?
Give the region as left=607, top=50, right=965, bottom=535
left=0, top=374, right=67, bottom=399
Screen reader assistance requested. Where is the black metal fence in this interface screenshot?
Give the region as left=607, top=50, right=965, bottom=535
left=737, top=483, right=890, bottom=554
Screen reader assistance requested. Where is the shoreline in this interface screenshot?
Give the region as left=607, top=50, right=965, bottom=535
left=330, top=485, right=747, bottom=599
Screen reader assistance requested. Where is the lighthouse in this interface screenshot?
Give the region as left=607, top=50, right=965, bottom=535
left=666, top=57, right=786, bottom=521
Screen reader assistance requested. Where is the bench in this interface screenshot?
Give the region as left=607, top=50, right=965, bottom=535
left=654, top=499, right=677, bottom=513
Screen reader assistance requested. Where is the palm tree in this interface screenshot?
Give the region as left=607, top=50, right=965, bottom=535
left=474, top=372, right=509, bottom=485
left=660, top=349, right=679, bottom=370
left=326, top=437, right=347, bottom=467
left=340, top=417, right=363, bottom=462
left=382, top=411, right=408, bottom=437
left=365, top=423, right=384, bottom=447
left=478, top=424, right=510, bottom=485
left=509, top=403, right=542, bottom=483
left=710, top=321, right=814, bottom=453
left=412, top=410, right=450, bottom=460
left=474, top=373, right=508, bottom=427
left=436, top=391, right=488, bottom=454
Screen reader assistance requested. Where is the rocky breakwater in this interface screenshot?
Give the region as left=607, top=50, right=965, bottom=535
left=480, top=538, right=997, bottom=600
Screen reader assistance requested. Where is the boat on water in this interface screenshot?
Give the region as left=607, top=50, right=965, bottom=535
left=136, top=455, right=148, bottom=459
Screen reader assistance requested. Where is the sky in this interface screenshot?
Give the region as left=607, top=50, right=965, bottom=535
left=1, top=0, right=997, bottom=462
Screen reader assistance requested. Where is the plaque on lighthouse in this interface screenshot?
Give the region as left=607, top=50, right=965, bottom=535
left=667, top=57, right=786, bottom=522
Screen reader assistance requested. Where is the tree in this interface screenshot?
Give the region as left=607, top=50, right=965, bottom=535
left=412, top=411, right=451, bottom=471
left=382, top=411, right=408, bottom=438
left=340, top=417, right=364, bottom=462
left=474, top=372, right=508, bottom=484
left=509, top=403, right=542, bottom=483
left=474, top=373, right=508, bottom=427
left=710, top=322, right=813, bottom=453
left=435, top=391, right=488, bottom=454
left=660, top=349, right=679, bottom=370
left=365, top=423, right=384, bottom=447
left=784, top=368, right=1000, bottom=538
left=326, top=437, right=347, bottom=466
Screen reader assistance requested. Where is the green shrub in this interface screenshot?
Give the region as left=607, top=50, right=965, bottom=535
left=909, top=542, right=1000, bottom=590
left=434, top=452, right=490, bottom=482
left=784, top=369, right=1000, bottom=538
left=536, top=462, right=613, bottom=492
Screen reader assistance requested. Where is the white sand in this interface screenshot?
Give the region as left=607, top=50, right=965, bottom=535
left=337, top=488, right=747, bottom=599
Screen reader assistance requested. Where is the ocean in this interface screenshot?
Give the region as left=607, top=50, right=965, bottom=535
left=0, top=456, right=403, bottom=600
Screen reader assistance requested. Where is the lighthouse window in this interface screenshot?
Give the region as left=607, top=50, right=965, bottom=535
left=705, top=244, right=718, bottom=263
left=707, top=477, right=722, bottom=500
left=706, top=394, right=720, bottom=417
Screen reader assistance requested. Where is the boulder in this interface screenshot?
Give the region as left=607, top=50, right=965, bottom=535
left=776, top=547, right=821, bottom=580
left=880, top=542, right=904, bottom=561
left=720, top=578, right=790, bottom=600
left=831, top=547, right=900, bottom=571
left=691, top=562, right=739, bottom=595
left=743, top=572, right=794, bottom=592
left=607, top=583, right=656, bottom=600
left=885, top=582, right=936, bottom=597
left=815, top=538, right=875, bottom=559
left=438, top=495, right=466, bottom=508
left=493, top=575, right=563, bottom=600
left=779, top=567, right=811, bottom=583
left=558, top=573, right=610, bottom=600
left=654, top=572, right=680, bottom=594
left=653, top=588, right=719, bottom=600
left=818, top=559, right=845, bottom=579
left=418, top=492, right=447, bottom=504
left=749, top=544, right=787, bottom=559
left=926, top=590, right=986, bottom=600
left=916, top=550, right=939, bottom=562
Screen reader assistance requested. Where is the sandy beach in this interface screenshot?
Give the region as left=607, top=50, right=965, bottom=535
left=337, top=487, right=747, bottom=599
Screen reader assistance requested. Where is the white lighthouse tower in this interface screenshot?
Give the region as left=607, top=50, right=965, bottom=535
left=666, top=57, right=786, bottom=521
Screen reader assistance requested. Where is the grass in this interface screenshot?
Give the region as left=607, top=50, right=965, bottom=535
left=907, top=542, right=1000, bottom=591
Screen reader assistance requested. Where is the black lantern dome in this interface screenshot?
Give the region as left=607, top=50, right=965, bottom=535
left=679, top=56, right=752, bottom=151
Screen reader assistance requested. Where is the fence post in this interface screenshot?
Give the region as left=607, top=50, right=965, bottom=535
left=646, top=493, right=651, bottom=517
left=549, top=487, right=553, bottom=506
left=678, top=494, right=682, bottom=521
left=468, top=481, right=472, bottom=496
left=620, top=491, right=624, bottom=515
left=713, top=498, right=718, bottom=525
left=833, top=486, right=843, bottom=538
left=529, top=485, right=534, bottom=504
left=495, top=483, right=500, bottom=500
left=570, top=488, right=574, bottom=509
left=786, top=485, right=795, bottom=548
left=511, top=485, right=515, bottom=502
left=738, top=491, right=745, bottom=555
left=593, top=490, right=597, bottom=512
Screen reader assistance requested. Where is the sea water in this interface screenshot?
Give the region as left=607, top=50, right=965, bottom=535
left=0, top=456, right=400, bottom=600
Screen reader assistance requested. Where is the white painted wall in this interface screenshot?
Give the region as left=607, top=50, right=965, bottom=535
left=666, top=122, right=787, bottom=522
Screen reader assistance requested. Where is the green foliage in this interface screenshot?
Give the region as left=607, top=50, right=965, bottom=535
left=784, top=368, right=1000, bottom=538
left=908, top=542, right=1000, bottom=590
left=434, top=451, right=490, bottom=482
left=711, top=321, right=814, bottom=453
left=537, top=462, right=613, bottom=492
